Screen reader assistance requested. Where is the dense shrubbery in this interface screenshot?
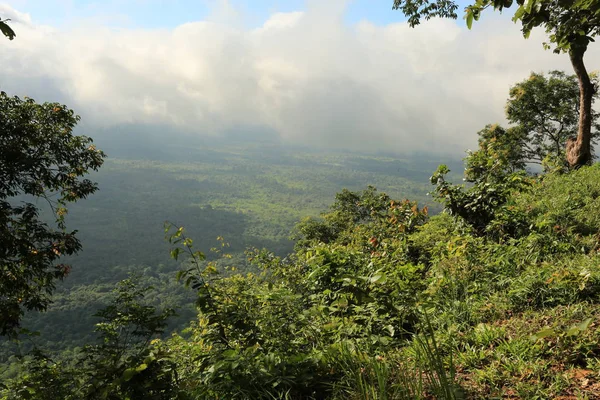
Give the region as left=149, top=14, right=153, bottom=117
left=4, top=159, right=600, bottom=398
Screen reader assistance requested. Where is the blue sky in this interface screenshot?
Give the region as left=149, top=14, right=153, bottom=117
left=8, top=0, right=471, bottom=29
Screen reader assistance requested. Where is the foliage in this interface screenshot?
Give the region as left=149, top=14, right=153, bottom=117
left=416, top=165, right=600, bottom=397
left=327, top=332, right=463, bottom=400
left=463, top=70, right=600, bottom=175
left=391, top=0, right=460, bottom=27
left=464, top=124, right=528, bottom=182
left=506, top=70, right=600, bottom=168
left=161, top=192, right=439, bottom=399
left=1, top=279, right=180, bottom=400
left=430, top=165, right=531, bottom=238
left=4, top=88, right=600, bottom=397
left=292, top=186, right=411, bottom=249
left=393, top=0, right=600, bottom=54
left=429, top=70, right=600, bottom=235
left=78, top=279, right=178, bottom=399
left=0, top=351, right=79, bottom=400
left=0, top=93, right=105, bottom=337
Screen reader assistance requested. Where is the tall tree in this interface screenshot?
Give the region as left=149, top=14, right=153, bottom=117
left=0, top=93, right=105, bottom=336
left=392, top=0, right=600, bottom=168
left=506, top=70, right=600, bottom=168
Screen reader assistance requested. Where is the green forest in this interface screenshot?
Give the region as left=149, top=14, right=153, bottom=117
left=2, top=0, right=600, bottom=399
left=1, top=146, right=457, bottom=355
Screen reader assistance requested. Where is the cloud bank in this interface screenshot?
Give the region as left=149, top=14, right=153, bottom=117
left=1, top=1, right=599, bottom=155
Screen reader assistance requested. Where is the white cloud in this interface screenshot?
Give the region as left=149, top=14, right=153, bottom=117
left=0, top=3, right=32, bottom=25
left=0, top=3, right=598, bottom=155
left=257, top=11, right=304, bottom=32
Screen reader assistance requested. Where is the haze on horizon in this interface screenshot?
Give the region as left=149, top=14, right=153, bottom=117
left=1, top=0, right=599, bottom=156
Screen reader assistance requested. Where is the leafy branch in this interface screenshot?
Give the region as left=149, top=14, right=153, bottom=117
left=164, top=221, right=231, bottom=348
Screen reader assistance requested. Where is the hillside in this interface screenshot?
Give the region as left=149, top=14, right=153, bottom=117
left=0, top=143, right=462, bottom=356
left=3, top=160, right=600, bottom=399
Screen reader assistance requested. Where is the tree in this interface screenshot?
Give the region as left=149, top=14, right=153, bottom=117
left=1, top=280, right=179, bottom=400
left=392, top=0, right=600, bottom=168
left=80, top=279, right=178, bottom=400
left=0, top=17, right=15, bottom=40
left=465, top=124, right=527, bottom=181
left=506, top=70, right=600, bottom=168
left=0, top=92, right=105, bottom=336
left=430, top=124, right=532, bottom=237
left=428, top=71, right=600, bottom=235
left=292, top=186, right=393, bottom=250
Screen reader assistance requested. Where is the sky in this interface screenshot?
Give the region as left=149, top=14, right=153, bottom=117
left=3, top=0, right=416, bottom=29
left=1, top=0, right=599, bottom=155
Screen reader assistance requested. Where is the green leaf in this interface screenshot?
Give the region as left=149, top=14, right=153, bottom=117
left=577, top=317, right=593, bottom=331
left=331, top=297, right=349, bottom=308
left=530, top=328, right=555, bottom=341
left=566, top=318, right=593, bottom=336
left=136, top=363, right=148, bottom=372
left=525, top=0, right=535, bottom=13
left=144, top=354, right=156, bottom=364
left=323, top=322, right=340, bottom=330
left=123, top=368, right=137, bottom=381
left=170, top=248, right=181, bottom=260
left=369, top=273, right=387, bottom=284
left=513, top=5, right=526, bottom=21
left=222, top=349, right=237, bottom=359
left=566, top=327, right=581, bottom=337
left=466, top=10, right=474, bottom=29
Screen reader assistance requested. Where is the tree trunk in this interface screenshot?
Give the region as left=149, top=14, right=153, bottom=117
left=567, top=48, right=595, bottom=168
